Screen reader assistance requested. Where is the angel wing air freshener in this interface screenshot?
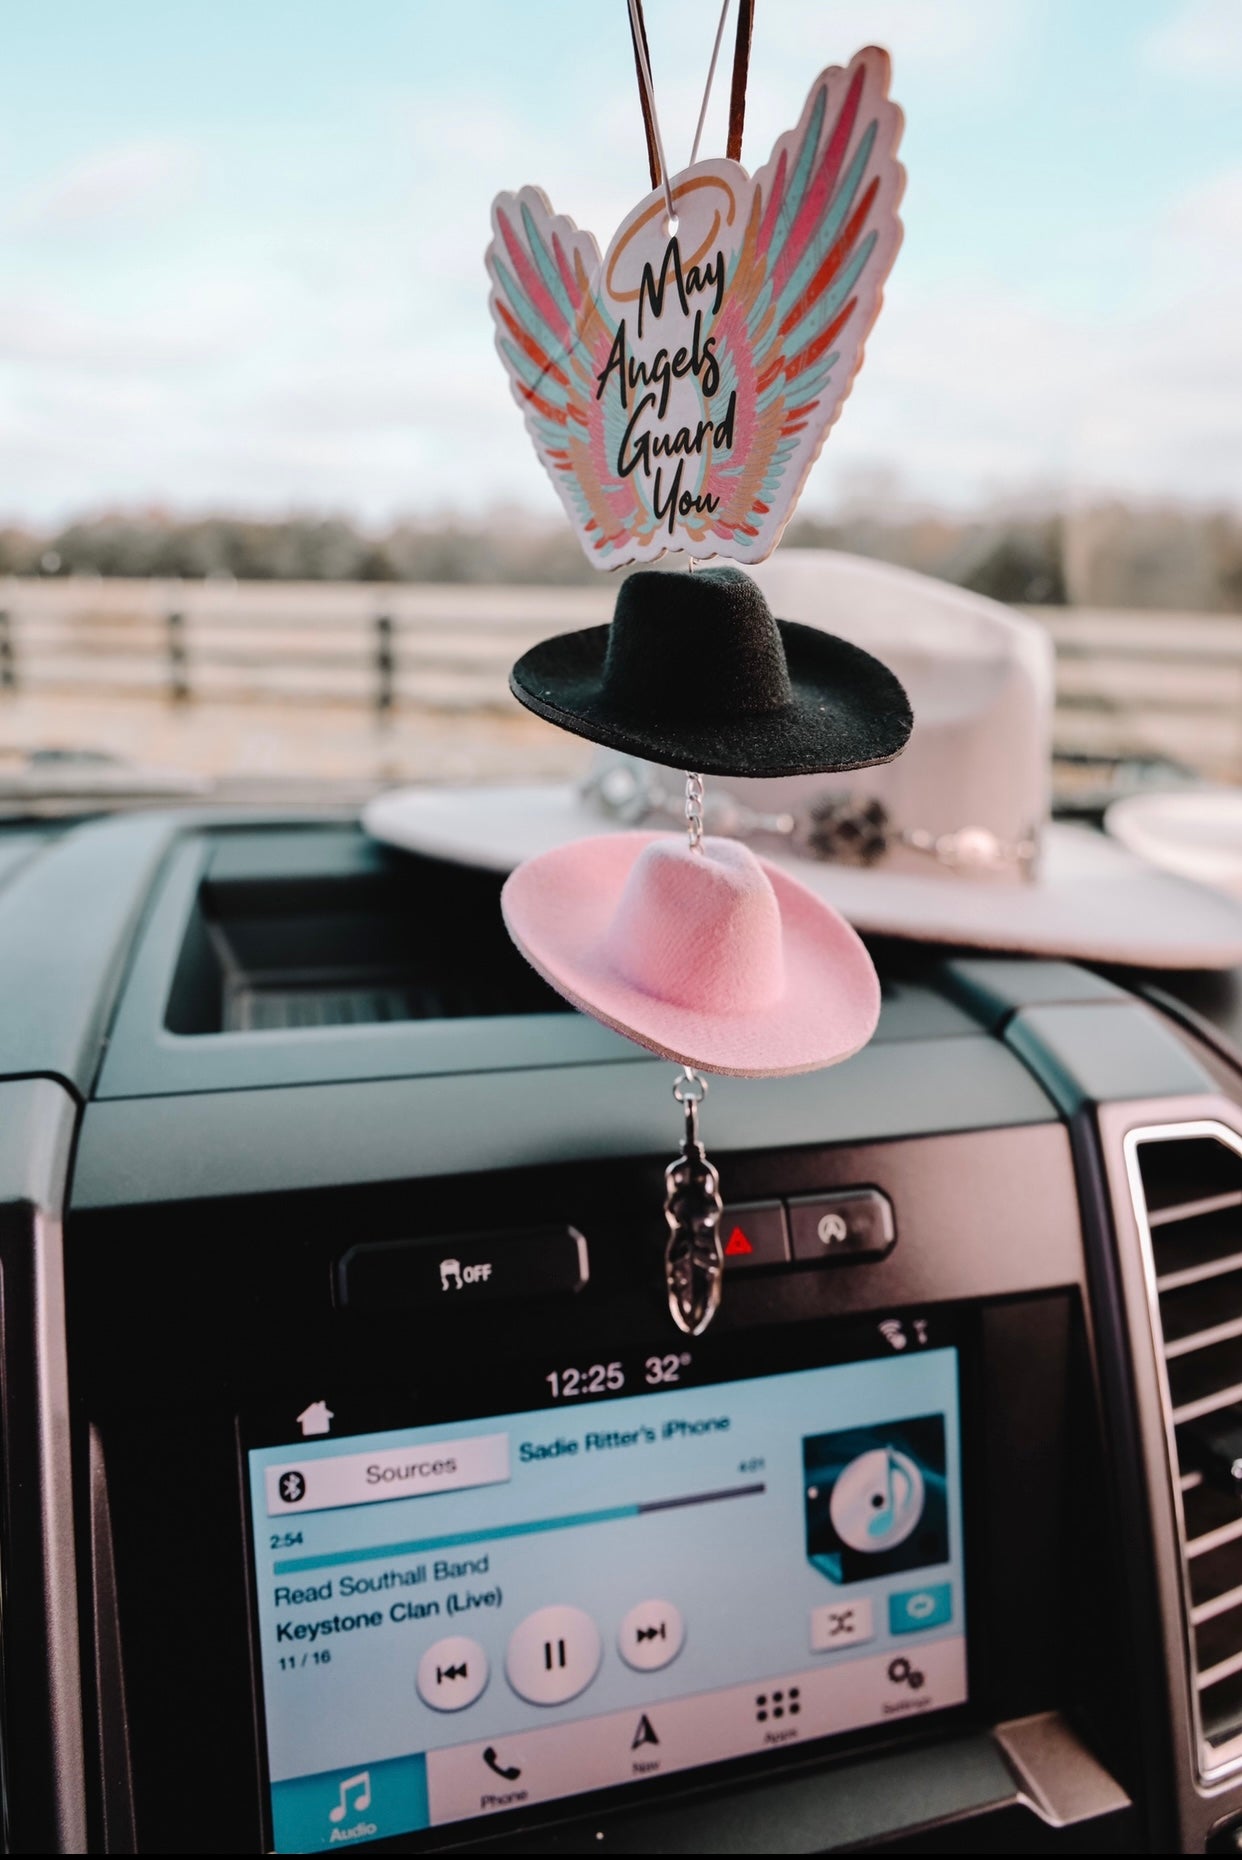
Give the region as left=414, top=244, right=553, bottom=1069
left=487, top=43, right=903, bottom=567
left=488, top=8, right=912, bottom=1336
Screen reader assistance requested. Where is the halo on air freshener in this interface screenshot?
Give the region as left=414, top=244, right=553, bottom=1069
left=484, top=1, right=911, bottom=1336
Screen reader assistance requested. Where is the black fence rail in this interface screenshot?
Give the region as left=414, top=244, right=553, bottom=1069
left=1, top=579, right=1240, bottom=782
left=0, top=579, right=603, bottom=716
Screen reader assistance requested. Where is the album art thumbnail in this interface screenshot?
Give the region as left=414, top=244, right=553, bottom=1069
left=803, top=1415, right=949, bottom=1585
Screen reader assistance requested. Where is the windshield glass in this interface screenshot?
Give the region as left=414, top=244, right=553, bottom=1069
left=2, top=0, right=1240, bottom=807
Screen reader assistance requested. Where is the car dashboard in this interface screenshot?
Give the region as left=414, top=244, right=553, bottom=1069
left=5, top=811, right=1242, bottom=1852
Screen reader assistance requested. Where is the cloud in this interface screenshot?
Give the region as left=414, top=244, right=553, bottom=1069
left=1, top=6, right=1239, bottom=526
left=11, top=139, right=200, bottom=232
left=1140, top=0, right=1242, bottom=82
left=749, top=0, right=1038, bottom=84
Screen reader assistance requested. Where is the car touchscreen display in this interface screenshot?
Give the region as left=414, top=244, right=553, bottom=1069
left=246, top=1329, right=966, bottom=1852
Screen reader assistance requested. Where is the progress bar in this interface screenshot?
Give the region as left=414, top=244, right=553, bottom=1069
left=272, top=1481, right=765, bottom=1575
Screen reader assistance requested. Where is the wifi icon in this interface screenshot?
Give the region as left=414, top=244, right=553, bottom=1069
left=879, top=1319, right=907, bottom=1351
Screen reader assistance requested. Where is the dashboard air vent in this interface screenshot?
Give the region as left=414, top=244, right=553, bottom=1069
left=1127, top=1124, right=1242, bottom=1775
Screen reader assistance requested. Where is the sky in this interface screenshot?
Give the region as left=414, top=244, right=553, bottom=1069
left=2, top=0, right=1241, bottom=526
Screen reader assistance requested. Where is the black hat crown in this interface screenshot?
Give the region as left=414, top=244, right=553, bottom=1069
left=601, top=567, right=793, bottom=721
left=507, top=560, right=912, bottom=779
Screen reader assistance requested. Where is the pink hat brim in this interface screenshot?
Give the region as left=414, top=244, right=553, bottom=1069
left=501, top=831, right=880, bottom=1079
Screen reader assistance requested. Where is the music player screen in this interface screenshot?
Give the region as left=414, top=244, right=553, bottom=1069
left=246, top=1329, right=966, bottom=1851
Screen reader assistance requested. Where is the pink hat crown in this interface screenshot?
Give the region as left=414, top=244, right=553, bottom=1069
left=602, top=837, right=786, bottom=1015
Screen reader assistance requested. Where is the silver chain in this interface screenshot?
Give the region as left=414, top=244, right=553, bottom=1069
left=685, top=771, right=705, bottom=852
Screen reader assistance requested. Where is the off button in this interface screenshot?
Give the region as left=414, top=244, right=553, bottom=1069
left=339, top=1227, right=589, bottom=1310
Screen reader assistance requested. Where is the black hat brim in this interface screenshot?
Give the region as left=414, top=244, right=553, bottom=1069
left=510, top=617, right=912, bottom=779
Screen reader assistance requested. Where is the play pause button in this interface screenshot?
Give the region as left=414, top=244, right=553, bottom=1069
left=618, top=1599, right=685, bottom=1671
left=416, top=1636, right=489, bottom=1711
left=506, top=1606, right=602, bottom=1705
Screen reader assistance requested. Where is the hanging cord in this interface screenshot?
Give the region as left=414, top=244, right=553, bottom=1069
left=628, top=0, right=756, bottom=216
left=689, top=0, right=733, bottom=167
left=626, top=0, right=678, bottom=229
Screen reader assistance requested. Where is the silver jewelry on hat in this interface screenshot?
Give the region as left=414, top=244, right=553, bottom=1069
left=585, top=761, right=1040, bottom=880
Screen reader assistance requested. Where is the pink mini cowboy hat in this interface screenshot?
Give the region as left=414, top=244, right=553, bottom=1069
left=500, top=830, right=880, bottom=1078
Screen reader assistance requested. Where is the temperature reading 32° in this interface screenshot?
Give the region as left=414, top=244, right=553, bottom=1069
left=645, top=1351, right=692, bottom=1386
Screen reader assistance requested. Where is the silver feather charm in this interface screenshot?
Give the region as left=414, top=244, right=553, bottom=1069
left=664, top=1069, right=724, bottom=1336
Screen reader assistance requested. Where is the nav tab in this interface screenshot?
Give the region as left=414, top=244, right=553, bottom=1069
left=339, top=1228, right=589, bottom=1311
left=265, top=1432, right=510, bottom=1517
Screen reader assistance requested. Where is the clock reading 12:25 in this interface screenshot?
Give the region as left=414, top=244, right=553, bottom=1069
left=545, top=1362, right=625, bottom=1401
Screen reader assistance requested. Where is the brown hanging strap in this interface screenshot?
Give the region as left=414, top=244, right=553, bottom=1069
left=727, top=0, right=755, bottom=163
left=627, top=0, right=661, bottom=189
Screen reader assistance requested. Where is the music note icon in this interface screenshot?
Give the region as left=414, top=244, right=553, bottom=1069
left=328, top=1771, right=372, bottom=1824
left=829, top=1446, right=925, bottom=1555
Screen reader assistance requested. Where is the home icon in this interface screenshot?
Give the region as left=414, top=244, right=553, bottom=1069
left=297, top=1400, right=334, bottom=1438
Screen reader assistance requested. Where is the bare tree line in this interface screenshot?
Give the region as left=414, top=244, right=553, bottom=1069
left=2, top=502, right=1241, bottom=610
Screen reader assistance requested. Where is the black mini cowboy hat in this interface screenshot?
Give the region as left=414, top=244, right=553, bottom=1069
left=509, top=564, right=912, bottom=779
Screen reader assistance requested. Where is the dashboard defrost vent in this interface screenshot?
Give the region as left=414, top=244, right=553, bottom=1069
left=1127, top=1124, right=1242, bottom=1775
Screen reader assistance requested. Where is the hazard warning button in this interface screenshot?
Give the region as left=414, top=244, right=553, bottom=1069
left=720, top=1201, right=790, bottom=1271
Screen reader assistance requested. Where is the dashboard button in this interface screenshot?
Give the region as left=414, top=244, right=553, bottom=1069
left=505, top=1606, right=601, bottom=1706
left=787, top=1190, right=895, bottom=1265
left=890, top=1582, right=952, bottom=1634
left=339, top=1227, right=588, bottom=1310
left=417, top=1635, right=489, bottom=1711
left=720, top=1201, right=789, bottom=1269
left=810, top=1596, right=874, bottom=1651
left=617, top=1599, right=685, bottom=1671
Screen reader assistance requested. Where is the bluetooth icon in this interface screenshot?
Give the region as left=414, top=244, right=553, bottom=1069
left=279, top=1470, right=307, bottom=1504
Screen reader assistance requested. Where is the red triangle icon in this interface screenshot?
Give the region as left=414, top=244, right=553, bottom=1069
left=724, top=1226, right=754, bottom=1257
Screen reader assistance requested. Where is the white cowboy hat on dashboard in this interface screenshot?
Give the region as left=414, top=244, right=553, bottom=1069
left=364, top=550, right=1242, bottom=970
